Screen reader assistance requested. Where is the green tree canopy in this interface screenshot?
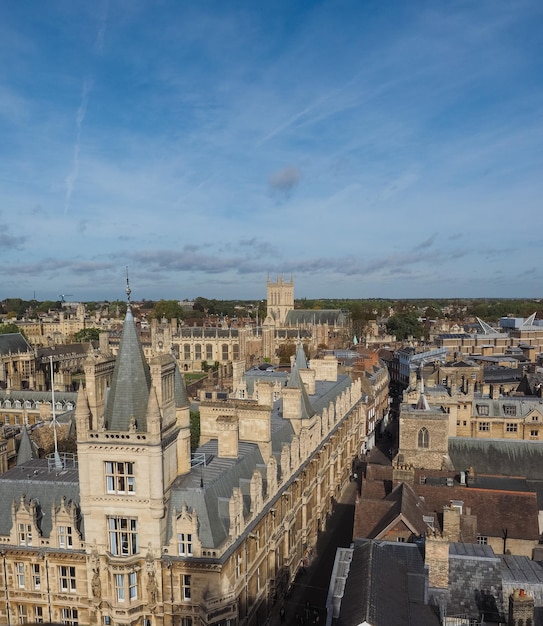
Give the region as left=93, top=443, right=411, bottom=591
left=0, top=322, right=24, bottom=336
left=73, top=328, right=100, bottom=342
left=150, top=300, right=185, bottom=321
left=386, top=312, right=424, bottom=341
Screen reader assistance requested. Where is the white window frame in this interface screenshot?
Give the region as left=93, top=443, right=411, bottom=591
left=59, top=565, right=77, bottom=593
left=182, top=574, right=191, bottom=601
left=32, top=563, right=41, bottom=590
left=108, top=517, right=138, bottom=556
left=18, top=523, right=32, bottom=546
left=58, top=525, right=73, bottom=548
left=105, top=461, right=136, bottom=495
left=178, top=533, right=193, bottom=556
left=16, top=562, right=25, bottom=589
left=61, top=607, right=78, bottom=626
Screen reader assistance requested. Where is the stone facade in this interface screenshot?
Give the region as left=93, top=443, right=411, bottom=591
left=0, top=303, right=366, bottom=626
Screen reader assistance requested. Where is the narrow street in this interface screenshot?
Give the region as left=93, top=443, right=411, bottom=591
left=268, top=481, right=358, bottom=625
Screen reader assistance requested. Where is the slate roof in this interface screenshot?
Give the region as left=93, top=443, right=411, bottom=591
left=449, top=437, right=543, bottom=480
left=0, top=332, right=32, bottom=355
left=284, top=309, right=348, bottom=327
left=335, top=539, right=439, bottom=626
left=104, top=307, right=152, bottom=431
left=0, top=458, right=81, bottom=538
left=168, top=439, right=266, bottom=547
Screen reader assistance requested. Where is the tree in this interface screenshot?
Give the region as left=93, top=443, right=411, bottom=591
left=0, top=322, right=24, bottom=336
left=386, top=312, right=424, bottom=341
left=73, top=328, right=100, bottom=342
left=150, top=300, right=185, bottom=321
left=276, top=342, right=296, bottom=364
left=190, top=410, right=200, bottom=451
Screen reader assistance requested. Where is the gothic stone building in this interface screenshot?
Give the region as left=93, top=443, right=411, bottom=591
left=0, top=303, right=365, bottom=626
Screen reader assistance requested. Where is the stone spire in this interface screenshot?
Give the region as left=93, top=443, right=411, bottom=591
left=103, top=301, right=151, bottom=432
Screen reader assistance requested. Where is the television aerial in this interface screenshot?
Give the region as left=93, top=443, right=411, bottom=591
left=58, top=294, right=73, bottom=303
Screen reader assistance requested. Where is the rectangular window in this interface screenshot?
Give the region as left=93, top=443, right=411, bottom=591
left=506, top=423, right=518, bottom=433
left=18, top=523, right=32, bottom=546
left=531, top=429, right=539, bottom=437
left=129, top=571, right=138, bottom=600
left=477, top=405, right=489, bottom=416
left=105, top=462, right=136, bottom=494
left=477, top=535, right=488, bottom=545
left=16, top=562, right=25, bottom=589
left=182, top=574, right=191, bottom=601
left=178, top=533, right=193, bottom=556
left=18, top=605, right=27, bottom=625
left=181, top=618, right=193, bottom=626
left=32, top=564, right=41, bottom=590
left=115, top=573, right=125, bottom=602
left=103, top=617, right=111, bottom=626
left=503, top=405, right=517, bottom=416
left=61, top=607, right=78, bottom=626
left=34, top=607, right=44, bottom=623
left=478, top=422, right=490, bottom=432
left=533, top=414, right=540, bottom=421
left=59, top=566, right=77, bottom=593
left=58, top=525, right=73, bottom=548
left=108, top=517, right=138, bottom=556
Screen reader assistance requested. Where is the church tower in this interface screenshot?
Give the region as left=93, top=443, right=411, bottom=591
left=76, top=280, right=191, bottom=623
left=266, top=274, right=294, bottom=326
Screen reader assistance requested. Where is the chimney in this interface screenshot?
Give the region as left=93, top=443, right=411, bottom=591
left=443, top=504, right=461, bottom=542
left=425, top=533, right=449, bottom=589
left=217, top=415, right=239, bottom=459
left=508, top=588, right=535, bottom=626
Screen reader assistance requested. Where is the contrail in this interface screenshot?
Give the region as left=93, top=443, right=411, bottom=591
left=64, top=77, right=92, bottom=214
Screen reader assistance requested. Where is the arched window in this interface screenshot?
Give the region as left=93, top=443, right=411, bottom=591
left=184, top=344, right=191, bottom=360
left=194, top=344, right=202, bottom=360
left=418, top=427, right=429, bottom=449
left=221, top=344, right=229, bottom=361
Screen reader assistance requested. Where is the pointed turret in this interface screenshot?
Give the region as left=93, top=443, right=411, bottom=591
left=16, top=426, right=37, bottom=465
left=286, top=342, right=315, bottom=420
left=174, top=362, right=190, bottom=409
left=75, top=384, right=92, bottom=433
left=103, top=307, right=152, bottom=431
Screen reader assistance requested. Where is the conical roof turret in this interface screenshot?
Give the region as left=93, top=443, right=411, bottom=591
left=174, top=362, right=190, bottom=409
left=17, top=425, right=37, bottom=465
left=103, top=306, right=151, bottom=431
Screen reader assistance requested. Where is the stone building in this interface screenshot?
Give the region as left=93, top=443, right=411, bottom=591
left=0, top=294, right=366, bottom=626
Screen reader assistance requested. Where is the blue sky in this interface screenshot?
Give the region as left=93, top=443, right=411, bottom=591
left=1, top=0, right=542, bottom=302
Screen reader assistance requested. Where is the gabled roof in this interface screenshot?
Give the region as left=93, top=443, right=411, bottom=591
left=103, top=307, right=152, bottom=431
left=355, top=481, right=430, bottom=540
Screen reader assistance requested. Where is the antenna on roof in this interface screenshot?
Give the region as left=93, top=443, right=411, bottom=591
left=125, top=266, right=131, bottom=305
left=49, top=356, right=63, bottom=470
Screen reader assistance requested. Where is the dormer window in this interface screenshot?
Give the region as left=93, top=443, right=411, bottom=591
left=503, top=405, right=516, bottom=416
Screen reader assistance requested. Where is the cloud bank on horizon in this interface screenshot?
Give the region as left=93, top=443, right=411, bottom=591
left=0, top=0, right=542, bottom=302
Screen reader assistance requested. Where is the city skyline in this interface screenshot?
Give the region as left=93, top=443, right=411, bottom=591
left=0, top=1, right=542, bottom=302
